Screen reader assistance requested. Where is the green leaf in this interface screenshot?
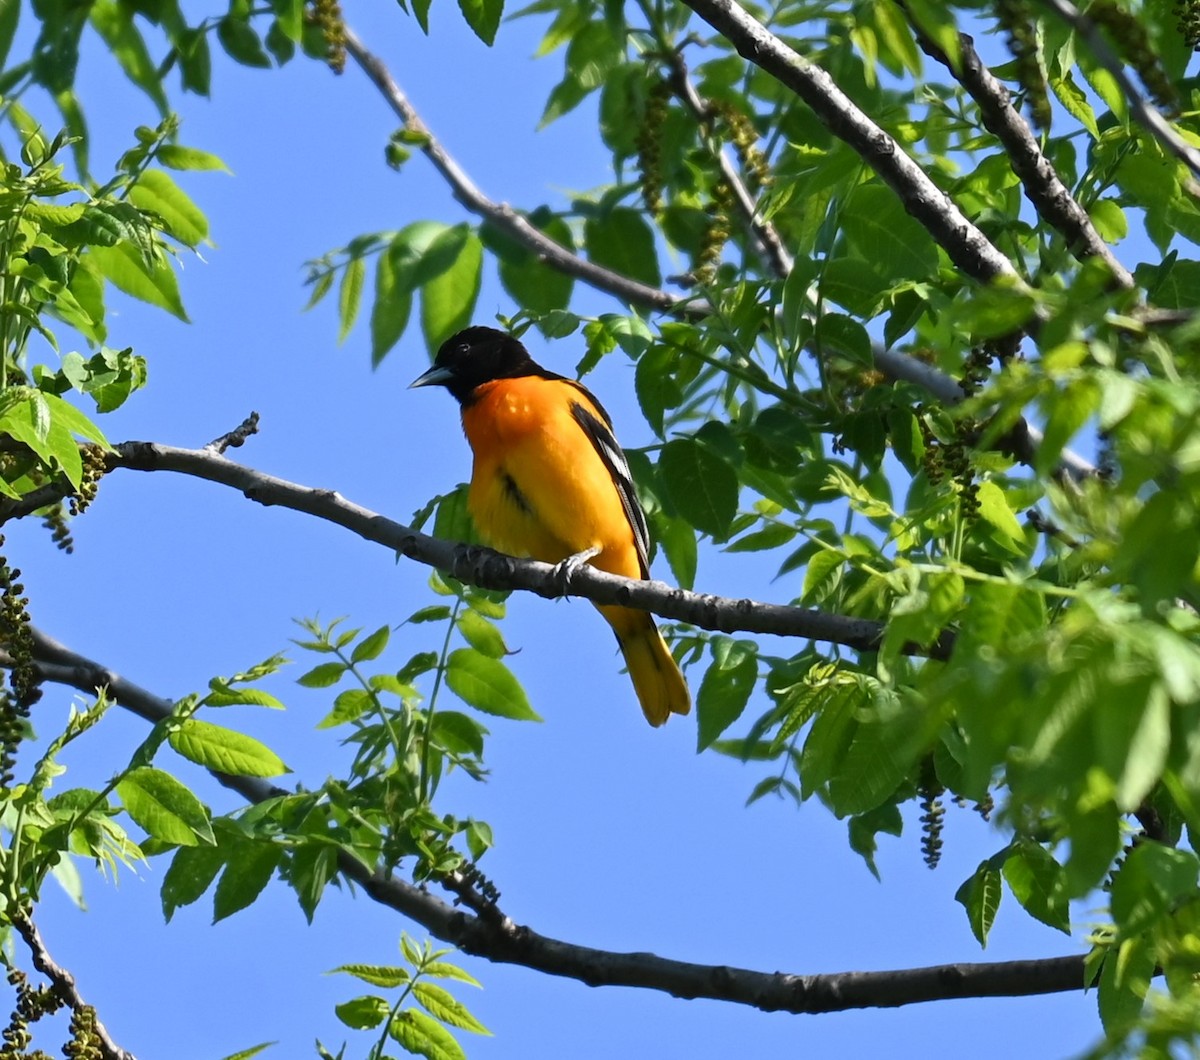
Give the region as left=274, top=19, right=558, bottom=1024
left=218, top=1043, right=275, bottom=1060
left=1110, top=842, right=1200, bottom=936
left=156, top=144, right=232, bottom=172
left=0, top=0, right=20, bottom=72
left=371, top=243, right=413, bottom=366
left=298, top=661, right=348, bottom=688
left=90, top=240, right=189, bottom=321
left=338, top=256, right=366, bottom=344
left=801, top=549, right=843, bottom=605
left=118, top=766, right=215, bottom=847
left=89, top=1, right=169, bottom=115
left=457, top=0, right=503, bottom=45
left=696, top=639, right=757, bottom=752
left=584, top=208, right=661, bottom=288
left=445, top=648, right=541, bottom=721
left=955, top=861, right=1002, bottom=947
left=422, top=962, right=481, bottom=987
left=421, top=231, right=483, bottom=349
left=658, top=437, right=738, bottom=540
left=331, top=964, right=410, bottom=988
left=389, top=1008, right=466, bottom=1060
left=413, top=982, right=491, bottom=1035
left=841, top=185, right=937, bottom=282
left=973, top=481, right=1026, bottom=555
left=456, top=609, right=507, bottom=658
left=493, top=213, right=575, bottom=313
left=128, top=169, right=210, bottom=247
left=168, top=719, right=289, bottom=777
left=216, top=15, right=273, bottom=67
left=351, top=625, right=390, bottom=664
left=847, top=802, right=902, bottom=880
left=335, top=994, right=390, bottom=1030
left=1002, top=839, right=1069, bottom=934
left=161, top=842, right=226, bottom=921
left=1098, top=936, right=1155, bottom=1036
left=213, top=841, right=281, bottom=921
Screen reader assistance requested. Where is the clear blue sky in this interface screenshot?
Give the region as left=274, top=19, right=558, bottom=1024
left=6, top=2, right=1108, bottom=1056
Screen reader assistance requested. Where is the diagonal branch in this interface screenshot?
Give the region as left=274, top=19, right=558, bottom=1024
left=676, top=0, right=1025, bottom=288
left=19, top=629, right=1094, bottom=1014
left=343, top=26, right=686, bottom=313
left=1038, top=0, right=1200, bottom=185
left=57, top=439, right=949, bottom=660
left=11, top=914, right=137, bottom=1060
left=903, top=19, right=1134, bottom=287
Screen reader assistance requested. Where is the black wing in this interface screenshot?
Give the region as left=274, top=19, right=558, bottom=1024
left=567, top=386, right=651, bottom=580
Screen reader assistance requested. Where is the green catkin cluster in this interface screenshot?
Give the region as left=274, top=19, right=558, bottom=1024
left=709, top=100, right=771, bottom=191
left=310, top=0, right=346, bottom=74
left=0, top=541, right=41, bottom=790
left=994, top=0, right=1052, bottom=132
left=39, top=506, right=71, bottom=555
left=1, top=968, right=59, bottom=1060
left=67, top=446, right=105, bottom=518
left=1177, top=0, right=1200, bottom=49
left=63, top=1005, right=101, bottom=1060
left=635, top=79, right=671, bottom=217
left=918, top=766, right=946, bottom=870
left=1088, top=0, right=1178, bottom=111
left=917, top=407, right=944, bottom=484
left=694, top=179, right=733, bottom=286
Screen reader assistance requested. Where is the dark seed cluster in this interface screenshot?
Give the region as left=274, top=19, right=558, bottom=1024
left=1088, top=0, right=1178, bottom=111
left=1178, top=0, right=1200, bottom=49
left=0, top=540, right=41, bottom=790
left=995, top=0, right=1052, bottom=132
left=68, top=446, right=106, bottom=518
left=636, top=78, right=672, bottom=217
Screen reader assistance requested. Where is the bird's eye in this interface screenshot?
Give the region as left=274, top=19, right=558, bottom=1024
left=457, top=342, right=471, bottom=355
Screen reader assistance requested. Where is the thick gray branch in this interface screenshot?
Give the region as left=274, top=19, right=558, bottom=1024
left=905, top=20, right=1134, bottom=287
left=19, top=630, right=1092, bottom=1014
left=9, top=440, right=946, bottom=659
left=677, top=0, right=1024, bottom=287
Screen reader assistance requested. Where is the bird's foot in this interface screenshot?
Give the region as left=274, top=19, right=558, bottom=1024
left=552, top=546, right=601, bottom=597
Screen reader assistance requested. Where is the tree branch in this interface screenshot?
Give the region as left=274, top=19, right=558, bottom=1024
left=342, top=26, right=688, bottom=313
left=676, top=0, right=1025, bottom=288
left=11, top=913, right=137, bottom=1060
left=1039, top=0, right=1200, bottom=186
left=17, top=629, right=1094, bottom=1015
left=1, top=438, right=950, bottom=658
left=903, top=19, right=1134, bottom=287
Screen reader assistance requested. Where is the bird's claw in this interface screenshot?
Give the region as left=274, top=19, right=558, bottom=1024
left=552, top=546, right=601, bottom=597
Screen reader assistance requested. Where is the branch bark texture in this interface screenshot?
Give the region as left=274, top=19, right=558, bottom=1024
left=19, top=630, right=1091, bottom=1016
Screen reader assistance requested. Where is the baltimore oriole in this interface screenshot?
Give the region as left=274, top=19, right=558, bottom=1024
left=411, top=326, right=691, bottom=727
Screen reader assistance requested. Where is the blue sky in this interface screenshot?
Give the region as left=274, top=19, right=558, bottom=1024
left=3, top=2, right=1112, bottom=1056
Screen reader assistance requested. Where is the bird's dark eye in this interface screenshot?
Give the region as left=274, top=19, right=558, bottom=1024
left=457, top=342, right=471, bottom=355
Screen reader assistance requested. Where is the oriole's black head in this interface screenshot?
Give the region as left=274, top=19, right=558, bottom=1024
left=410, top=326, right=544, bottom=404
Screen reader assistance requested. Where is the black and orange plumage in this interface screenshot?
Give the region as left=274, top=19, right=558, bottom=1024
left=411, top=326, right=690, bottom=726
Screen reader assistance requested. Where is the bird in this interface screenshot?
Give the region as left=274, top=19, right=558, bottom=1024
left=410, top=325, right=691, bottom=727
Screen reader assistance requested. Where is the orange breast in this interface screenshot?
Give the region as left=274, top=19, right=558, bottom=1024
left=460, top=377, right=642, bottom=579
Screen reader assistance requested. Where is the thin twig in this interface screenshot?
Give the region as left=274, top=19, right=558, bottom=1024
left=16, top=630, right=1096, bottom=1014
left=904, top=20, right=1134, bottom=287
left=1039, top=0, right=1200, bottom=186
left=343, top=26, right=689, bottom=313
left=205, top=410, right=260, bottom=454
left=11, top=914, right=137, bottom=1060
left=663, top=52, right=794, bottom=277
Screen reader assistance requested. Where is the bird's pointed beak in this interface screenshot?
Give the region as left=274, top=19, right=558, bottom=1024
left=409, top=364, right=454, bottom=390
